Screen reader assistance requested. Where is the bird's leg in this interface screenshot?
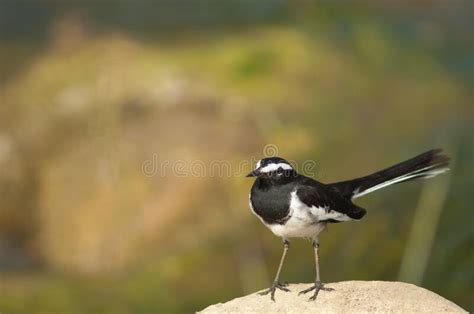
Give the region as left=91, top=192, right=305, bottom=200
left=259, top=239, right=291, bottom=301
left=299, top=238, right=334, bottom=301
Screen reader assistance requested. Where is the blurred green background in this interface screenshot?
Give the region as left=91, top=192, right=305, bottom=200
left=0, top=1, right=473, bottom=313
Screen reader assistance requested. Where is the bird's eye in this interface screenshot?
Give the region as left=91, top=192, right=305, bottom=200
left=276, top=167, right=284, bottom=174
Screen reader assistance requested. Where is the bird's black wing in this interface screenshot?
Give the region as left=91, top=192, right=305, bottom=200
left=296, top=176, right=366, bottom=221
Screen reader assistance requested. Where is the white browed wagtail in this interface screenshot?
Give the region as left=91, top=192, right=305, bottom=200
left=246, top=149, right=450, bottom=301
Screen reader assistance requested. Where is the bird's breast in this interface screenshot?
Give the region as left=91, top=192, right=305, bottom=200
left=249, top=184, right=293, bottom=225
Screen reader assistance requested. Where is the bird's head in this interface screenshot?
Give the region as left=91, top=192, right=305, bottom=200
left=246, top=157, right=297, bottom=180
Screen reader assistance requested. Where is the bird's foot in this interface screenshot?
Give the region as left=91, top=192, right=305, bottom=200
left=298, top=281, right=334, bottom=301
left=258, top=281, right=290, bottom=301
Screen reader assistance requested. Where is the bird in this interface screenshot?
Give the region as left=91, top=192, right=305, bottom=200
left=246, top=149, right=450, bottom=301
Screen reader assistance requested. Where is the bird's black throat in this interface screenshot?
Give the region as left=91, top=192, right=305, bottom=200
left=250, top=174, right=299, bottom=225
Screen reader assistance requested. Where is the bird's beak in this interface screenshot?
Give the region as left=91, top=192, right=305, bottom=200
left=246, top=169, right=260, bottom=177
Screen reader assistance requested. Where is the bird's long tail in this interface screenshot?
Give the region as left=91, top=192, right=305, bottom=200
left=330, top=149, right=450, bottom=199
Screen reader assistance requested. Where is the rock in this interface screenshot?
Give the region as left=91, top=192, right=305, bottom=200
left=200, top=281, right=466, bottom=313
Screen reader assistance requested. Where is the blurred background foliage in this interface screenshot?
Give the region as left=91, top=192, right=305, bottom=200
left=0, top=1, right=473, bottom=313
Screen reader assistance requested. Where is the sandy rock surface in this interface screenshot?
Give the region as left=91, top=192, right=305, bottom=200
left=200, top=281, right=466, bottom=313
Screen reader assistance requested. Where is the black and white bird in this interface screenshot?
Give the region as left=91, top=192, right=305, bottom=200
left=247, top=149, right=450, bottom=301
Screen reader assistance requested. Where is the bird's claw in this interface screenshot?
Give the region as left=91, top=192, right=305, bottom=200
left=298, top=281, right=334, bottom=301
left=258, top=281, right=290, bottom=301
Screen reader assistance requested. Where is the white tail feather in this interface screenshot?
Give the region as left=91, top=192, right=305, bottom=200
left=352, top=164, right=449, bottom=199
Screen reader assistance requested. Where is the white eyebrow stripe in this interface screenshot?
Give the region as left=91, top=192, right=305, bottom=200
left=260, top=163, right=293, bottom=173
left=255, top=160, right=262, bottom=169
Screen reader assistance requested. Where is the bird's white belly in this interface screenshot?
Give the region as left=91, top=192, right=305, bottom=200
left=268, top=199, right=325, bottom=238
left=267, top=190, right=351, bottom=239
left=269, top=218, right=326, bottom=239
